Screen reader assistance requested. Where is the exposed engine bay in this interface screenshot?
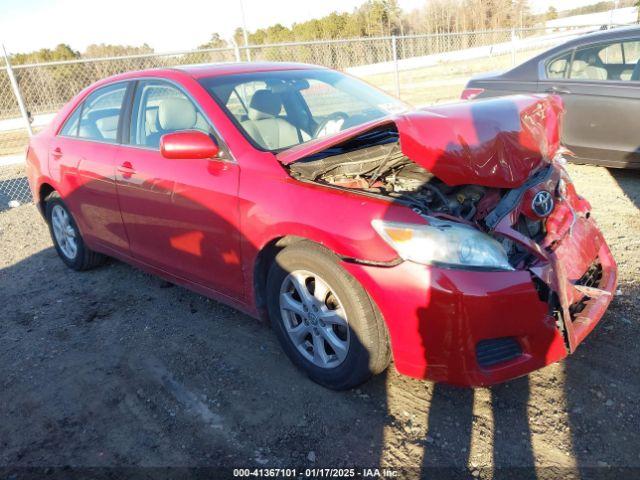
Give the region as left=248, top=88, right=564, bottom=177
left=289, top=129, right=493, bottom=222
left=287, top=126, right=549, bottom=268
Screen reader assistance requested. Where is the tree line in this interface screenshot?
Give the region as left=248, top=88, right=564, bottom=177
left=9, top=43, right=154, bottom=66
left=201, top=0, right=534, bottom=49
left=8, top=0, right=637, bottom=65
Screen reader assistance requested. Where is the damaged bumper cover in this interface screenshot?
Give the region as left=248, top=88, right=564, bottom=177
left=343, top=166, right=617, bottom=386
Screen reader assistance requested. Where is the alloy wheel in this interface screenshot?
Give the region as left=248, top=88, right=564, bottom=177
left=279, top=270, right=350, bottom=368
left=51, top=204, right=78, bottom=260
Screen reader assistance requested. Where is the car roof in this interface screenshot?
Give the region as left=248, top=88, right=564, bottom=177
left=500, top=25, right=640, bottom=80
left=177, top=62, right=326, bottom=78
left=94, top=61, right=326, bottom=86
left=547, top=25, right=640, bottom=50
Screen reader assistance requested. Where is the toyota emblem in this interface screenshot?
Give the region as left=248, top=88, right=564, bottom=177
left=532, top=190, right=554, bottom=217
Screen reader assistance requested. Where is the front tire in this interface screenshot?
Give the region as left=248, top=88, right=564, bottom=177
left=266, top=241, right=390, bottom=390
left=45, top=193, right=106, bottom=271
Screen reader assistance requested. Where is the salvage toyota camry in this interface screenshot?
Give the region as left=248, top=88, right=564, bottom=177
left=26, top=63, right=617, bottom=389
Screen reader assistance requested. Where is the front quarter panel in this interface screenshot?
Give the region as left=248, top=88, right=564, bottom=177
left=236, top=150, right=421, bottom=310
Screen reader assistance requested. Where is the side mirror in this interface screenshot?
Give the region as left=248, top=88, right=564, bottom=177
left=160, top=130, right=220, bottom=160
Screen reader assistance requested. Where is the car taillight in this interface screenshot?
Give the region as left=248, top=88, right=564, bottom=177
left=460, top=88, right=485, bottom=100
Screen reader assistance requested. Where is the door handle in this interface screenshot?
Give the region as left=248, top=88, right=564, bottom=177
left=545, top=86, right=571, bottom=95
left=51, top=147, right=63, bottom=159
left=117, top=161, right=136, bottom=179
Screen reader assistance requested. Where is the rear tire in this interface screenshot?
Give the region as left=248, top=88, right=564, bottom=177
left=45, top=192, right=106, bottom=271
left=266, top=241, right=390, bottom=390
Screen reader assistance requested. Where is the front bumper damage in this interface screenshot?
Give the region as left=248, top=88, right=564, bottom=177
left=530, top=203, right=617, bottom=354
left=492, top=162, right=618, bottom=355
left=342, top=162, right=617, bottom=386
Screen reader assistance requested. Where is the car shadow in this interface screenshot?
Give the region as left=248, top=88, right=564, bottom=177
left=1, top=176, right=397, bottom=475
left=558, top=161, right=639, bottom=478
left=608, top=167, right=640, bottom=211
left=388, top=96, right=599, bottom=479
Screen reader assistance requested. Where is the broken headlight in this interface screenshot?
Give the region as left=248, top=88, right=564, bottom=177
left=372, top=217, right=514, bottom=271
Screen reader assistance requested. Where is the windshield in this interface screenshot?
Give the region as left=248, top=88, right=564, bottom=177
left=199, top=69, right=408, bottom=152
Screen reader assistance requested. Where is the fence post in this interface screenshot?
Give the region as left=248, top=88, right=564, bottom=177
left=510, top=28, right=517, bottom=67
left=391, top=36, right=400, bottom=99
left=233, top=42, right=242, bottom=62
left=2, top=45, right=32, bottom=137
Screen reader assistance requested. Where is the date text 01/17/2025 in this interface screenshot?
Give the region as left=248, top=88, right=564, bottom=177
left=232, top=468, right=400, bottom=477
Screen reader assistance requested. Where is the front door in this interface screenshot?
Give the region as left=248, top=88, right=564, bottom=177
left=115, top=79, right=243, bottom=300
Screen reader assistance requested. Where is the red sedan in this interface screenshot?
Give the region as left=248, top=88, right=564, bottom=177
left=25, top=63, right=617, bottom=389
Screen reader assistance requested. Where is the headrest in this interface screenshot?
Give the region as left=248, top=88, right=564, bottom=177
left=248, top=90, right=282, bottom=121
left=158, top=97, right=196, bottom=131
left=146, top=108, right=158, bottom=130
left=571, top=60, right=588, bottom=73
left=585, top=66, right=607, bottom=80
left=96, top=115, right=118, bottom=133
left=548, top=58, right=567, bottom=75
left=571, top=60, right=607, bottom=80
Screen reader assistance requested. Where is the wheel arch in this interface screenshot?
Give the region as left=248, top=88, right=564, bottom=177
left=37, top=182, right=57, bottom=216
left=252, top=235, right=349, bottom=321
left=252, top=235, right=307, bottom=321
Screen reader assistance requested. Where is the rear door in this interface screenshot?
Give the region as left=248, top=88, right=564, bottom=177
left=48, top=82, right=131, bottom=251
left=538, top=38, right=640, bottom=168
left=115, top=79, right=243, bottom=299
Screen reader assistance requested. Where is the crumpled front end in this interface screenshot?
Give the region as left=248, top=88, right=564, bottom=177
left=281, top=94, right=616, bottom=385
left=342, top=156, right=617, bottom=386
left=492, top=160, right=618, bottom=355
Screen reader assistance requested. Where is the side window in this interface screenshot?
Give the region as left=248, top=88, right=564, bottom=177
left=623, top=40, right=640, bottom=65
left=78, top=83, right=128, bottom=142
left=569, top=39, right=640, bottom=81
left=546, top=52, right=572, bottom=79
left=569, top=43, right=610, bottom=81
left=59, top=106, right=81, bottom=136
left=622, top=40, right=640, bottom=81
left=598, top=42, right=623, bottom=64
left=130, top=81, right=210, bottom=149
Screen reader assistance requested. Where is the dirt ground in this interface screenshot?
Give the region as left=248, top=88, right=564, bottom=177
left=1, top=164, right=639, bottom=479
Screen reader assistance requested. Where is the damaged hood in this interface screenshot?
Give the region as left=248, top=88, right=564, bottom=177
left=277, top=94, right=563, bottom=189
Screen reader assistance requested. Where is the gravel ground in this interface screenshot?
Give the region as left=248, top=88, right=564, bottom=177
left=0, top=164, right=638, bottom=479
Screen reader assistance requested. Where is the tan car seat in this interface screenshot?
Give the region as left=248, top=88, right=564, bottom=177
left=240, top=90, right=310, bottom=150
left=570, top=60, right=608, bottom=80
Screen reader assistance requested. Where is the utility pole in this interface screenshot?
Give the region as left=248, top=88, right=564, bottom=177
left=609, top=0, right=619, bottom=28
left=239, top=0, right=251, bottom=61
left=2, top=45, right=32, bottom=137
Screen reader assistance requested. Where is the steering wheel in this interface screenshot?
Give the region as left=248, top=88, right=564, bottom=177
left=314, top=112, right=349, bottom=139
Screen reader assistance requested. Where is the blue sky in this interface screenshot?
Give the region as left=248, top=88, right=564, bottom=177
left=0, top=0, right=606, bottom=54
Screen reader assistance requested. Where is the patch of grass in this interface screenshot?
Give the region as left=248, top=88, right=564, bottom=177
left=0, top=129, right=31, bottom=157
left=363, top=48, right=545, bottom=105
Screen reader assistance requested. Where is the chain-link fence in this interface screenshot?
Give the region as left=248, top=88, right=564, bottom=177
left=0, top=163, right=31, bottom=211
left=0, top=24, right=629, bottom=208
